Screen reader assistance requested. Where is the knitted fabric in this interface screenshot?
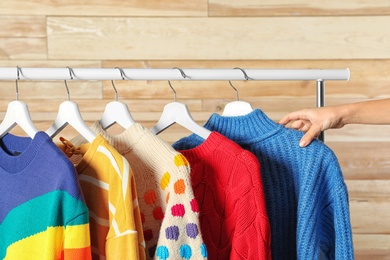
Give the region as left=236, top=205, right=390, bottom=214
left=71, top=122, right=207, bottom=260
left=61, top=134, right=145, bottom=259
left=173, top=109, right=354, bottom=260
left=173, top=131, right=271, bottom=260
left=0, top=132, right=91, bottom=259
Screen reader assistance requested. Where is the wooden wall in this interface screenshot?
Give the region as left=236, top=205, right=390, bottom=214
left=1, top=1, right=390, bottom=258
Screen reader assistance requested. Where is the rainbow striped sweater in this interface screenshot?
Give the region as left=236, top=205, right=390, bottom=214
left=0, top=132, right=91, bottom=259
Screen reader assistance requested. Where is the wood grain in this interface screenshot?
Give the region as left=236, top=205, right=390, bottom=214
left=1, top=0, right=390, bottom=255
left=0, top=59, right=102, bottom=68
left=47, top=16, right=390, bottom=60
left=0, top=81, right=102, bottom=100
left=328, top=142, right=390, bottom=180
left=0, top=0, right=207, bottom=16
left=0, top=16, right=46, bottom=37
left=353, top=234, right=390, bottom=259
left=209, top=0, right=390, bottom=16
left=0, top=38, right=46, bottom=60
left=347, top=180, right=390, bottom=198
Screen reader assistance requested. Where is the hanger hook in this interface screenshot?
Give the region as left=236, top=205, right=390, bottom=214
left=168, top=67, right=188, bottom=102
left=228, top=80, right=240, bottom=101
left=15, top=66, right=21, bottom=100
left=172, top=67, right=189, bottom=79
left=65, top=66, right=74, bottom=101
left=111, top=67, right=126, bottom=101
left=228, top=67, right=253, bottom=101
left=233, top=67, right=253, bottom=81
left=167, top=80, right=177, bottom=102
left=115, top=67, right=127, bottom=80
left=111, top=80, right=119, bottom=101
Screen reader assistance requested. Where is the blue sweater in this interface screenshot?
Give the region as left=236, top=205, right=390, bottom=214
left=173, top=109, right=354, bottom=260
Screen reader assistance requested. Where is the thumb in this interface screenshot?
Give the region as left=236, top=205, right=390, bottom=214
left=299, top=126, right=321, bottom=147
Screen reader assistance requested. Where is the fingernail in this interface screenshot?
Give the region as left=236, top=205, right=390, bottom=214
left=299, top=140, right=306, bottom=147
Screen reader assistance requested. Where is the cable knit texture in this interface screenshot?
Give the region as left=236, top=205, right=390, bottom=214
left=173, top=131, right=271, bottom=260
left=71, top=122, right=207, bottom=260
left=173, top=109, right=354, bottom=260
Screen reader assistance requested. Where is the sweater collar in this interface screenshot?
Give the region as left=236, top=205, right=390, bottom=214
left=63, top=134, right=106, bottom=174
left=0, top=132, right=50, bottom=173
left=88, top=121, right=149, bottom=154
left=204, top=109, right=284, bottom=144
left=177, top=131, right=229, bottom=163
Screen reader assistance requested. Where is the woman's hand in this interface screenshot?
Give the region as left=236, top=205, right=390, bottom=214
left=279, top=107, right=344, bottom=147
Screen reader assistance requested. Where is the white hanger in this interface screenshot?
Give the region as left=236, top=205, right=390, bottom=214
left=222, top=81, right=254, bottom=116
left=222, top=68, right=254, bottom=117
left=99, top=68, right=135, bottom=130
left=150, top=68, right=211, bottom=140
left=0, top=67, right=39, bottom=138
left=46, top=67, right=97, bottom=143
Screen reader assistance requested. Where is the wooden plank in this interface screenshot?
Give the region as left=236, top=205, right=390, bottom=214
left=350, top=197, right=390, bottom=234
left=347, top=181, right=390, bottom=237
left=0, top=16, right=46, bottom=37
left=353, top=234, right=390, bottom=259
left=0, top=16, right=47, bottom=60
left=0, top=81, right=102, bottom=100
left=0, top=38, right=46, bottom=60
left=0, top=59, right=102, bottom=68
left=325, top=125, right=390, bottom=142
left=209, top=0, right=390, bottom=16
left=47, top=16, right=390, bottom=60
left=0, top=0, right=207, bottom=16
left=328, top=142, right=390, bottom=180
left=346, top=180, right=390, bottom=198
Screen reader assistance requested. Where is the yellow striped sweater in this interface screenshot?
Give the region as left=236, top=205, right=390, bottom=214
left=61, top=134, right=145, bottom=259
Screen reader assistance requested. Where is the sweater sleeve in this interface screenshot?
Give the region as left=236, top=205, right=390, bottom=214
left=101, top=147, right=143, bottom=259
left=319, top=157, right=354, bottom=260
left=333, top=180, right=354, bottom=260
left=63, top=211, right=92, bottom=260
left=229, top=151, right=272, bottom=260
left=297, top=154, right=354, bottom=260
left=155, top=154, right=207, bottom=260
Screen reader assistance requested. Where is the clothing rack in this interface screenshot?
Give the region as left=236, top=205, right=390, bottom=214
left=0, top=67, right=351, bottom=142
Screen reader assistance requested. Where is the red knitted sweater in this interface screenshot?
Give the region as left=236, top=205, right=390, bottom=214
left=176, top=132, right=271, bottom=260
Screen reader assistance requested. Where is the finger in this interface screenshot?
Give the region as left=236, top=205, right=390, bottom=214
left=299, top=126, right=321, bottom=147
left=278, top=116, right=290, bottom=125
left=290, top=120, right=305, bottom=130
left=299, top=124, right=311, bottom=133
left=279, top=111, right=303, bottom=125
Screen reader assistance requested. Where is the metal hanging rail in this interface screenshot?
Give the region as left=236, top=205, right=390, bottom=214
left=0, top=67, right=351, bottom=142
left=0, top=67, right=350, bottom=81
